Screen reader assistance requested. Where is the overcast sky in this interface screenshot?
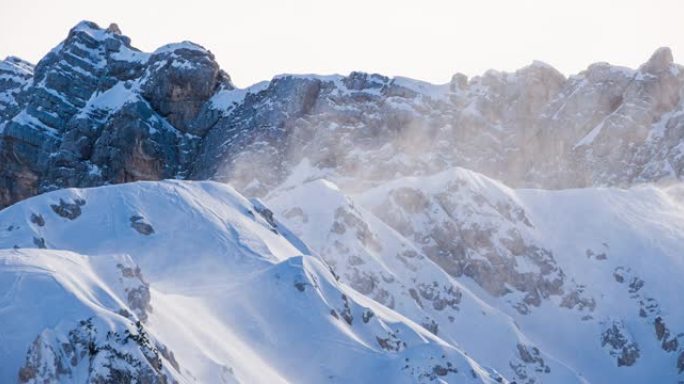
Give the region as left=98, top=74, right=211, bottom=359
left=1, top=0, right=681, bottom=87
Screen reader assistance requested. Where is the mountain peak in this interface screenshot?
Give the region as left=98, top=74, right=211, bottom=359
left=0, top=56, right=34, bottom=75
left=517, top=59, right=566, bottom=82
left=65, top=20, right=131, bottom=47
left=68, top=20, right=105, bottom=37
left=153, top=41, right=211, bottom=56
left=106, top=22, right=122, bottom=35
left=641, top=46, right=674, bottom=73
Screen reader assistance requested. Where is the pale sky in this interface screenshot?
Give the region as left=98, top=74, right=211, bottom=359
left=1, top=0, right=681, bottom=87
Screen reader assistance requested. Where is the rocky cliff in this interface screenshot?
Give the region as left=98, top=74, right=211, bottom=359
left=1, top=21, right=683, bottom=207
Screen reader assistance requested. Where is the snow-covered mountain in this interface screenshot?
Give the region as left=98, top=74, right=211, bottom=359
left=0, top=181, right=507, bottom=383
left=267, top=168, right=684, bottom=383
left=1, top=20, right=684, bottom=384
left=2, top=173, right=683, bottom=383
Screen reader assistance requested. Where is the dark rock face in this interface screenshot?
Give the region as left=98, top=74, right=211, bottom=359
left=0, top=21, right=226, bottom=208
left=254, top=204, right=277, bottom=229
left=0, top=57, right=33, bottom=121
left=32, top=236, right=46, bottom=249
left=117, top=262, right=153, bottom=322
left=0, top=21, right=139, bottom=207
left=50, top=198, right=85, bottom=220
left=141, top=42, right=229, bottom=134
left=29, top=212, right=44, bottom=226
left=653, top=316, right=681, bottom=353
left=601, top=321, right=640, bottom=367
left=510, top=343, right=550, bottom=382
left=130, top=215, right=155, bottom=235
left=190, top=75, right=324, bottom=191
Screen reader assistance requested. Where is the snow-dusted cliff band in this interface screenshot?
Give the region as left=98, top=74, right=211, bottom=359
left=1, top=20, right=684, bottom=384
left=1, top=21, right=684, bottom=208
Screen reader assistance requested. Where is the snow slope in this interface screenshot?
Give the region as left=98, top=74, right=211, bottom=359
left=267, top=167, right=684, bottom=383
left=1, top=170, right=683, bottom=383
left=267, top=178, right=584, bottom=384
left=0, top=180, right=505, bottom=383
left=0, top=249, right=189, bottom=384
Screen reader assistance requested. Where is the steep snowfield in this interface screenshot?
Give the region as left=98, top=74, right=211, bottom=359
left=267, top=168, right=684, bottom=383
left=0, top=180, right=504, bottom=383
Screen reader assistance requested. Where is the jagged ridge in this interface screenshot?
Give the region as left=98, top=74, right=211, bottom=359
left=0, top=21, right=683, bottom=208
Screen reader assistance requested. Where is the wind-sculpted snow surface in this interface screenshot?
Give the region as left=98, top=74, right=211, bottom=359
left=0, top=180, right=506, bottom=384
